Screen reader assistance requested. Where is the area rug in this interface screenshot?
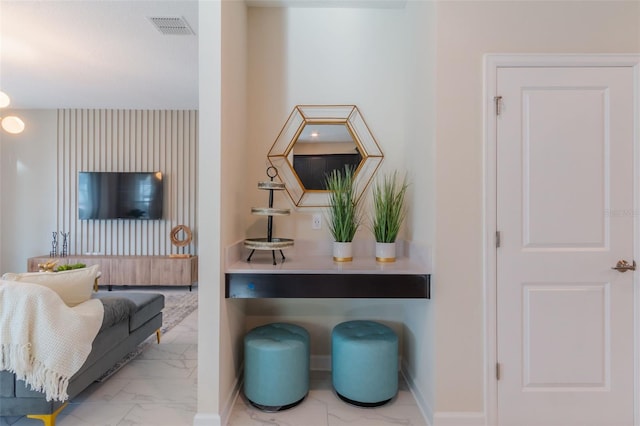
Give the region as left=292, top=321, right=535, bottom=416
left=96, top=290, right=198, bottom=382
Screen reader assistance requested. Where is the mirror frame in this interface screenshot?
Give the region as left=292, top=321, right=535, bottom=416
left=268, top=105, right=383, bottom=208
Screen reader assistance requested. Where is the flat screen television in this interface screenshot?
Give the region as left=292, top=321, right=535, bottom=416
left=78, top=171, right=164, bottom=220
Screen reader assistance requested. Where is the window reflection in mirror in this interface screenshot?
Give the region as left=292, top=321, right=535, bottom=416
left=291, top=124, right=362, bottom=190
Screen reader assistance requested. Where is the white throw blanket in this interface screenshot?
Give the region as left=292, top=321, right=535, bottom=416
left=0, top=280, right=104, bottom=401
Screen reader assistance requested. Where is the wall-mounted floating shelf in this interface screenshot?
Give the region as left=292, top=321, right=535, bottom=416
left=226, top=240, right=430, bottom=299
left=225, top=271, right=430, bottom=299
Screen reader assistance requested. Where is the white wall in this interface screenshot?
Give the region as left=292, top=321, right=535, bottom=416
left=244, top=4, right=416, bottom=367
left=195, top=1, right=223, bottom=425
left=220, top=0, right=249, bottom=423
left=434, top=0, right=640, bottom=420
left=0, top=109, right=199, bottom=274
left=0, top=110, right=58, bottom=274
left=247, top=6, right=409, bottom=239
left=402, top=0, right=436, bottom=422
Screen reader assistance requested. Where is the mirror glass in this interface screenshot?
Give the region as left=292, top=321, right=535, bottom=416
left=268, top=105, right=383, bottom=207
left=291, top=124, right=362, bottom=190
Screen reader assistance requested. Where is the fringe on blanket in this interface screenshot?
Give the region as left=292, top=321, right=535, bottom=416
left=0, top=343, right=71, bottom=402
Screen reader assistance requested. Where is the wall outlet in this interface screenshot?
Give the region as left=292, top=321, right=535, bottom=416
left=312, top=213, right=322, bottom=230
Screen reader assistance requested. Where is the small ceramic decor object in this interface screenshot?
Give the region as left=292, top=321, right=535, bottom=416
left=371, top=171, right=409, bottom=263
left=244, top=167, right=294, bottom=265
left=325, top=165, right=362, bottom=262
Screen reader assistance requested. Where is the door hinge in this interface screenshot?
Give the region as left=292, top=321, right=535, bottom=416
left=495, top=96, right=503, bottom=116
left=496, top=231, right=501, bottom=248
left=496, top=362, right=501, bottom=380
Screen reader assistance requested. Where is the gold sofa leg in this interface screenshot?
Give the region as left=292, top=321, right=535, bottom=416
left=156, top=328, right=162, bottom=344
left=93, top=271, right=102, bottom=292
left=27, top=402, right=68, bottom=426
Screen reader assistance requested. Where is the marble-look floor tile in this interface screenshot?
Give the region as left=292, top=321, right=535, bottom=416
left=110, top=378, right=197, bottom=403
left=188, top=366, right=198, bottom=379
left=117, top=402, right=197, bottom=426
left=165, top=320, right=197, bottom=335
left=180, top=310, right=198, bottom=325
left=111, top=359, right=197, bottom=380
left=56, top=402, right=135, bottom=426
left=68, top=377, right=197, bottom=405
left=305, top=389, right=341, bottom=407
left=183, top=344, right=198, bottom=359
left=327, top=402, right=428, bottom=426
left=306, top=372, right=416, bottom=408
left=73, top=378, right=131, bottom=403
left=392, top=389, right=421, bottom=406
left=136, top=343, right=193, bottom=360
left=228, top=396, right=329, bottom=426
left=162, top=330, right=197, bottom=345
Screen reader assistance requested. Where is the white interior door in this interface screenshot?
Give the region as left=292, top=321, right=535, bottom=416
left=496, top=66, right=635, bottom=426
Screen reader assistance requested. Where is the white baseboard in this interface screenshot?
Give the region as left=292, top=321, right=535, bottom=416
left=400, top=360, right=433, bottom=426
left=433, top=412, right=486, bottom=426
left=311, top=355, right=331, bottom=371
left=194, top=366, right=242, bottom=426
left=192, top=413, right=222, bottom=426
left=220, top=369, right=243, bottom=426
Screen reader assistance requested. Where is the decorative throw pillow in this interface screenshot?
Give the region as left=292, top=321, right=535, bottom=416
left=1, top=264, right=100, bottom=307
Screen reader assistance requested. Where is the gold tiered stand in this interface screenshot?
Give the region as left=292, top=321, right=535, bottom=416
left=244, top=167, right=294, bottom=265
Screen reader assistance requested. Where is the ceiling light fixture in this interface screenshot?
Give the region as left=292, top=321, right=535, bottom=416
left=0, top=91, right=25, bottom=134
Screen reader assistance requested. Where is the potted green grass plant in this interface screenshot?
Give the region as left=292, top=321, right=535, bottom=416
left=371, top=171, right=409, bottom=262
left=325, top=165, right=362, bottom=262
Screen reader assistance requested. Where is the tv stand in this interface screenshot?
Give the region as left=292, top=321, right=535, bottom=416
left=28, top=255, right=198, bottom=290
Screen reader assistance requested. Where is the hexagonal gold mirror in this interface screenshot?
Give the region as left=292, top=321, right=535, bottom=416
left=268, top=105, right=383, bottom=207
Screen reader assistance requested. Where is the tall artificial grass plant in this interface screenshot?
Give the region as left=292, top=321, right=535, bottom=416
left=325, top=165, right=361, bottom=243
left=371, top=171, right=409, bottom=243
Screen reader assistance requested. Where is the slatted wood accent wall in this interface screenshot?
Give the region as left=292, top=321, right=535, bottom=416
left=56, top=109, right=198, bottom=256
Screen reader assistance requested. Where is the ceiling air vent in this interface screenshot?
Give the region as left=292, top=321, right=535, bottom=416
left=148, top=16, right=194, bottom=35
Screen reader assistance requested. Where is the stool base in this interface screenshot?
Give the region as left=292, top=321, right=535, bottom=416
left=335, top=391, right=392, bottom=408
left=247, top=394, right=307, bottom=412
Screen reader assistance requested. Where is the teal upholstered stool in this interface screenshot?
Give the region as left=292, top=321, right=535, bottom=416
left=332, top=320, right=398, bottom=406
left=244, top=323, right=310, bottom=411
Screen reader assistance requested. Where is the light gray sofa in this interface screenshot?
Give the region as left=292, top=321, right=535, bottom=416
left=0, top=291, right=164, bottom=425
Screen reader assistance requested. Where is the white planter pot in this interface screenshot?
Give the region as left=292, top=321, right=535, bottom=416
left=375, top=242, right=396, bottom=263
left=333, top=241, right=353, bottom=262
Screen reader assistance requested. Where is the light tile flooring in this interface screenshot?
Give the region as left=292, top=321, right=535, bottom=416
left=2, top=293, right=428, bottom=426
left=229, top=372, right=428, bottom=426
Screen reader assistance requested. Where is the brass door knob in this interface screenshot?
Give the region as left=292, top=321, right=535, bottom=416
left=612, top=260, right=636, bottom=273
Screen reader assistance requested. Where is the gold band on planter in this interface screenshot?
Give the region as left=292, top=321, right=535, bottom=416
left=333, top=256, right=353, bottom=262
left=376, top=256, right=396, bottom=263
